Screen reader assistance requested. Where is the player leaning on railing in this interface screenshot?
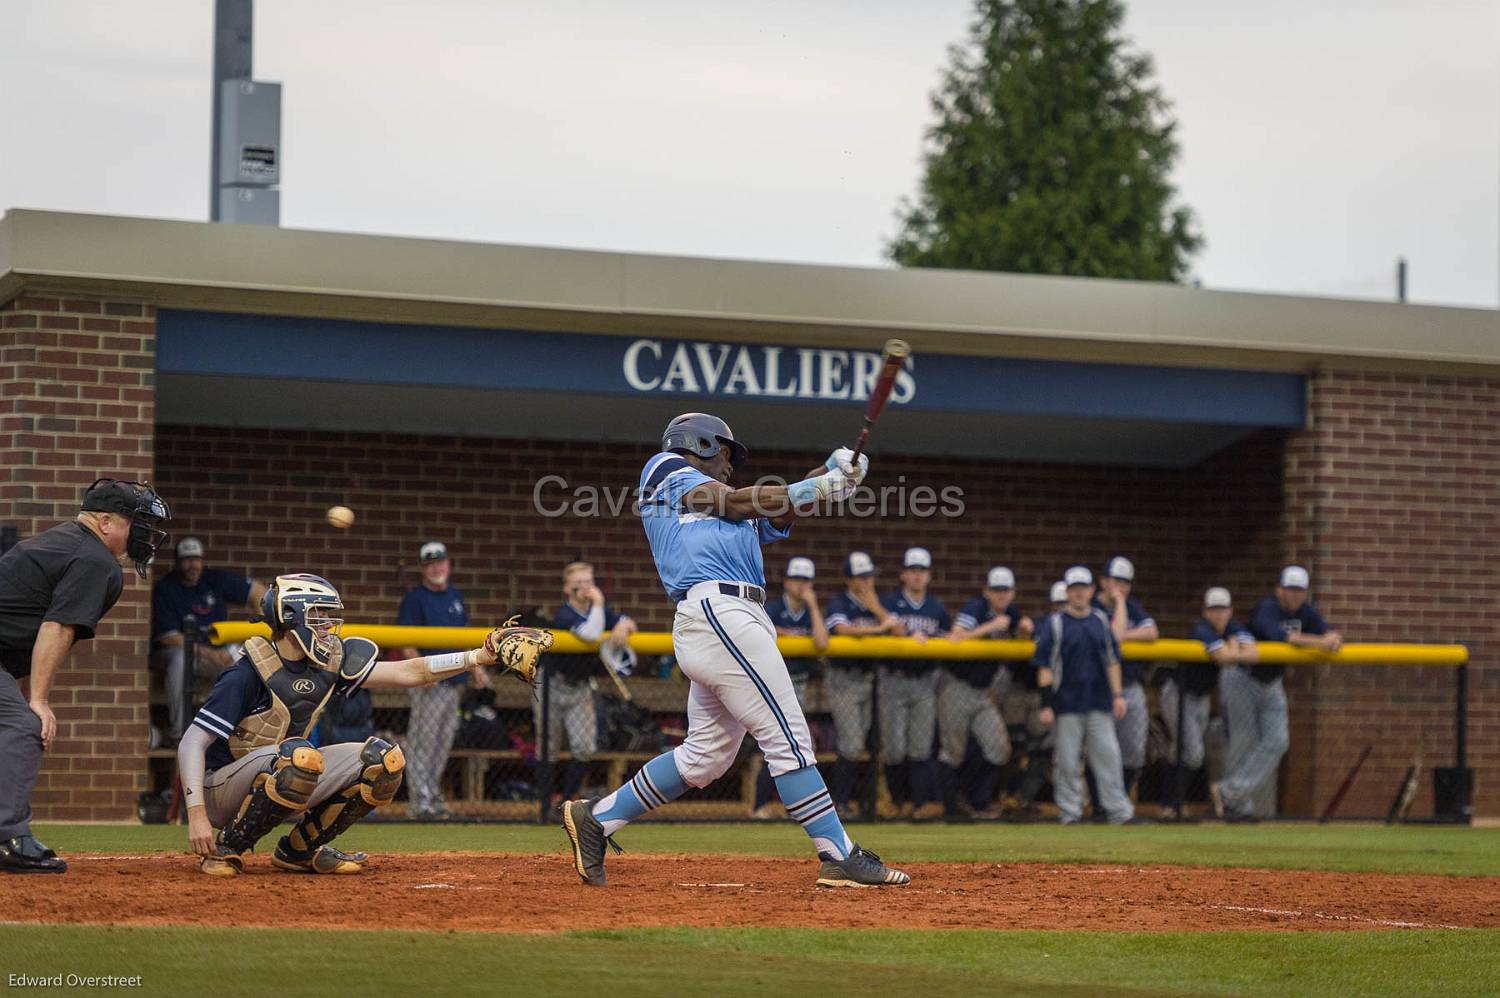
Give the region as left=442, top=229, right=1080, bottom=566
left=177, top=574, right=550, bottom=877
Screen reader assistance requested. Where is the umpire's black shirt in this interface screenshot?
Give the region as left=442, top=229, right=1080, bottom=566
left=0, top=522, right=124, bottom=678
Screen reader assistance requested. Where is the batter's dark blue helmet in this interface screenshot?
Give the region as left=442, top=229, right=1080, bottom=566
left=662, top=412, right=749, bottom=469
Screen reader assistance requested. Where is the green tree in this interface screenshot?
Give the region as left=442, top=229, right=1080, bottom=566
left=889, top=0, right=1201, bottom=281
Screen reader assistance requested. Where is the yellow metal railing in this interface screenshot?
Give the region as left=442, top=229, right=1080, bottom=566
left=208, top=622, right=1468, bottom=666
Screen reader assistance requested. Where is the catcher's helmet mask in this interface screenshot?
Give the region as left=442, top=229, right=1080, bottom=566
left=260, top=573, right=345, bottom=669
left=661, top=412, right=748, bottom=471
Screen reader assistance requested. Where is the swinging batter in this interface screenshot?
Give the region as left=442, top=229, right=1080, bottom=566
left=562, top=413, right=909, bottom=888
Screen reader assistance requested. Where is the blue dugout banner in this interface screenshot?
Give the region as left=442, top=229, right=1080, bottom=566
left=157, top=310, right=1304, bottom=428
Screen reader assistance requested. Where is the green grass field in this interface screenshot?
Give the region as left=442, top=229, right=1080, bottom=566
left=7, top=822, right=1499, bottom=997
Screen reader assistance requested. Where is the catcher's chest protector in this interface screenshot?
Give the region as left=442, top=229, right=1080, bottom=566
left=227, top=637, right=341, bottom=759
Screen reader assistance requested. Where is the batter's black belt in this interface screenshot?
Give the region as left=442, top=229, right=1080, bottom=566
left=718, top=582, right=766, bottom=604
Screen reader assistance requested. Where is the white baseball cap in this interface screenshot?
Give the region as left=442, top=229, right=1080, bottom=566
left=419, top=541, right=449, bottom=563
left=1050, top=581, right=1068, bottom=604
left=844, top=551, right=875, bottom=577
left=1204, top=586, right=1232, bottom=608
left=903, top=547, right=932, bottom=569
left=1280, top=565, right=1310, bottom=589
left=786, top=557, right=815, bottom=580
left=987, top=566, right=1015, bottom=590
left=1106, top=556, right=1135, bottom=582
left=1064, top=565, right=1093, bottom=587
left=175, top=536, right=204, bottom=559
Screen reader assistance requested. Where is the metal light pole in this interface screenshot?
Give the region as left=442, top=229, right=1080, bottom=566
left=210, top=0, right=281, bottom=224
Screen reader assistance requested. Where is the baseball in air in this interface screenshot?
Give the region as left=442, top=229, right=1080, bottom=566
left=326, top=505, right=355, bottom=529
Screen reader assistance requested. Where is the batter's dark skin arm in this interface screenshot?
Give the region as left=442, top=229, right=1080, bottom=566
left=681, top=451, right=827, bottom=524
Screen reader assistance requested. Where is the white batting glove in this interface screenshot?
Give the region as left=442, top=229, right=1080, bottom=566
left=826, top=447, right=869, bottom=484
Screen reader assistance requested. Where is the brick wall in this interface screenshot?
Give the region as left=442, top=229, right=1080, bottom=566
left=152, top=427, right=1285, bottom=638
left=0, top=293, right=157, bottom=821
left=1281, top=369, right=1498, bottom=818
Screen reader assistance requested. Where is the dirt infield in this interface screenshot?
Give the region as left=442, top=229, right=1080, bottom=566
left=5, top=853, right=1496, bottom=932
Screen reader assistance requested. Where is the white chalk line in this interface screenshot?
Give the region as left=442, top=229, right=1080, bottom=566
left=1098, top=896, right=1462, bottom=930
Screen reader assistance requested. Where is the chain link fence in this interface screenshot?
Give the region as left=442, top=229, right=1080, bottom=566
left=172, top=623, right=1466, bottom=824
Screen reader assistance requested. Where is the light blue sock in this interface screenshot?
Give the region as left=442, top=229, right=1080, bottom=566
left=591, top=750, right=687, bottom=836
left=775, top=765, right=852, bottom=861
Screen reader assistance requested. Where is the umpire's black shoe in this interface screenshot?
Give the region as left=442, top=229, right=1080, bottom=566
left=0, top=835, right=67, bottom=874
left=562, top=798, right=621, bottom=887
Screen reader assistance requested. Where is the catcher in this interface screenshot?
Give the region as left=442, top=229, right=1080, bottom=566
left=177, top=573, right=549, bottom=876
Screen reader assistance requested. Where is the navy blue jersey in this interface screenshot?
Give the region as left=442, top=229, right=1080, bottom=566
left=765, top=595, right=817, bottom=678
left=546, top=600, right=625, bottom=683
left=1185, top=618, right=1255, bottom=695
left=1247, top=593, right=1328, bottom=683
left=1092, top=595, right=1155, bottom=685
left=880, top=589, right=949, bottom=676
left=1031, top=609, right=1121, bottom=714
left=397, top=585, right=471, bottom=686
left=949, top=593, right=1023, bottom=688
left=825, top=591, right=882, bottom=672
left=193, top=653, right=374, bottom=771
left=151, top=569, right=253, bottom=643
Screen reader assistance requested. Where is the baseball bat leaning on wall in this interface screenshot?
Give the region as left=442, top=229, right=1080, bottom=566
left=1319, top=743, right=1373, bottom=822
left=849, top=339, right=911, bottom=464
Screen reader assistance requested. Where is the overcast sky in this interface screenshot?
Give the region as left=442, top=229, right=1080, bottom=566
left=2, top=0, right=1496, bottom=308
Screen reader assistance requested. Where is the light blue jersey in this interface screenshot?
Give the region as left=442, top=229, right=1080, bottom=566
left=637, top=451, right=791, bottom=600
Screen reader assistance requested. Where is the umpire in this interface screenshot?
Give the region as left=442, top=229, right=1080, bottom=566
left=0, top=478, right=170, bottom=873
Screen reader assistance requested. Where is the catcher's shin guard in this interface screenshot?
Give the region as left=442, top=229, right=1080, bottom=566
left=217, top=739, right=324, bottom=854
left=276, top=737, right=404, bottom=871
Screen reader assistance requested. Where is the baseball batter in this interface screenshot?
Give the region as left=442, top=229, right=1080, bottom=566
left=562, top=413, right=909, bottom=888
left=179, top=573, right=547, bottom=875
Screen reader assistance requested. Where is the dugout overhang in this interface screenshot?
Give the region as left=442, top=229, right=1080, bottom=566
left=7, top=209, right=1500, bottom=467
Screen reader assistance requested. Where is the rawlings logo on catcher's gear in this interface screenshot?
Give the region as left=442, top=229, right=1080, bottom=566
left=482, top=616, right=553, bottom=684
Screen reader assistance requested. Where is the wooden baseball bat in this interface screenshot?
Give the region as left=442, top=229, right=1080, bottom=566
left=849, top=339, right=911, bottom=463
left=1319, top=743, right=1373, bottom=822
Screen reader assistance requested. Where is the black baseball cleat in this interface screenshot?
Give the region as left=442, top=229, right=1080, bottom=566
left=562, top=798, right=621, bottom=887
left=0, top=835, right=67, bottom=874
left=815, top=844, right=910, bottom=888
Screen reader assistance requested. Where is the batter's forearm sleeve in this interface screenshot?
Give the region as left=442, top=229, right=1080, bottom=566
left=178, top=725, right=212, bottom=812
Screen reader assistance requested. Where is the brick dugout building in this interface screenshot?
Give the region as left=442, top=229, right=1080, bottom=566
left=2, top=209, right=1496, bottom=821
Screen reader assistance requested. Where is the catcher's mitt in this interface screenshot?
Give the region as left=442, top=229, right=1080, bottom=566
left=481, top=616, right=553, bottom=684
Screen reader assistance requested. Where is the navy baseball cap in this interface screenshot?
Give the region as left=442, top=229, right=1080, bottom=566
left=844, top=551, right=875, bottom=577
left=419, top=541, right=449, bottom=563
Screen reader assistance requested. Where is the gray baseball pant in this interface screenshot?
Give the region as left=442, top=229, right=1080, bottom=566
left=1054, top=710, right=1134, bottom=823
left=825, top=664, right=874, bottom=759
left=877, top=667, right=938, bottom=764
left=0, top=671, right=42, bottom=839
left=1218, top=667, right=1289, bottom=815
left=937, top=675, right=1010, bottom=767
left=1113, top=680, right=1148, bottom=770
left=203, top=740, right=371, bottom=828
left=533, top=674, right=599, bottom=761
left=405, top=683, right=462, bottom=813
left=1159, top=680, right=1212, bottom=770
